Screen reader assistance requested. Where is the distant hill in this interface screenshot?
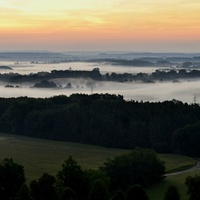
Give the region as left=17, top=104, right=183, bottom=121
left=0, top=52, right=67, bottom=62
left=0, top=66, right=12, bottom=70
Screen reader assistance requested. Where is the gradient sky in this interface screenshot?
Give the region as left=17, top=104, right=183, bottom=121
left=0, top=0, right=200, bottom=52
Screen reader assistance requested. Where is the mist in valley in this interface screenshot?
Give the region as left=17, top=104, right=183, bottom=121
left=0, top=52, right=200, bottom=103
left=0, top=76, right=199, bottom=104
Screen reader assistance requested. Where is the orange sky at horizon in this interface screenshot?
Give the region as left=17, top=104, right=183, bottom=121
left=0, top=0, right=200, bottom=52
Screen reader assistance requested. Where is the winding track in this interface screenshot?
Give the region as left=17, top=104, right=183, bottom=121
left=165, top=161, right=200, bottom=177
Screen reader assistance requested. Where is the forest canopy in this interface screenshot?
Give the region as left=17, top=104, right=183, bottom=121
left=0, top=94, right=199, bottom=156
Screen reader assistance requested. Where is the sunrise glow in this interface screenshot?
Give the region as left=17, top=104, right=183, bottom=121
left=1, top=0, right=200, bottom=52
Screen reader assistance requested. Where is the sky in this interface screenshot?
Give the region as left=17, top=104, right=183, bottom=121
left=0, top=0, right=200, bottom=52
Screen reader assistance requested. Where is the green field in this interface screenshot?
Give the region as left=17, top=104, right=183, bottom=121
left=0, top=133, right=199, bottom=200
left=0, top=133, right=129, bottom=181
left=158, top=154, right=196, bottom=173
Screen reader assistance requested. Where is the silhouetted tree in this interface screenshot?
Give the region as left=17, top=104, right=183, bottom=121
left=163, top=186, right=180, bottom=200
left=88, top=179, right=109, bottom=200
left=0, top=158, right=25, bottom=200
left=30, top=173, right=57, bottom=200
left=111, top=190, right=126, bottom=200
left=86, top=169, right=110, bottom=193
left=14, top=184, right=31, bottom=200
left=185, top=175, right=200, bottom=200
left=58, top=187, right=77, bottom=200
left=126, top=185, right=149, bottom=200
left=57, top=156, right=89, bottom=200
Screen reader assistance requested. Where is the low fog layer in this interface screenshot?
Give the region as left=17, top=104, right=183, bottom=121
left=0, top=52, right=200, bottom=103
left=0, top=79, right=199, bottom=103
left=0, top=61, right=157, bottom=75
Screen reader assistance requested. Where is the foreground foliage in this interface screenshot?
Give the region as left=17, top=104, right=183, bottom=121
left=101, top=148, right=165, bottom=190
left=163, top=186, right=180, bottom=200
left=185, top=175, right=200, bottom=200
left=126, top=185, right=149, bottom=200
left=0, top=149, right=165, bottom=200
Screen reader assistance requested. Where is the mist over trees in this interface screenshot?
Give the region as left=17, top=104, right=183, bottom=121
left=0, top=94, right=199, bottom=156
left=1, top=67, right=200, bottom=85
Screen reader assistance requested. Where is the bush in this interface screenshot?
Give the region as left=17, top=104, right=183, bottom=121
left=126, top=185, right=149, bottom=200
left=0, top=158, right=25, bottom=200
left=163, top=186, right=180, bottom=200
left=111, top=190, right=126, bottom=200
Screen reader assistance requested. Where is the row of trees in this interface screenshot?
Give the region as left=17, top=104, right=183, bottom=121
left=1, top=67, right=200, bottom=83
left=0, top=149, right=165, bottom=200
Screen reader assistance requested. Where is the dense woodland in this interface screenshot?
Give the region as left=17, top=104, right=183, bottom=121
left=0, top=94, right=200, bottom=156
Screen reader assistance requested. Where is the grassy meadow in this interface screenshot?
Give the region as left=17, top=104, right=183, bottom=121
left=0, top=133, right=130, bottom=181
left=0, top=133, right=199, bottom=200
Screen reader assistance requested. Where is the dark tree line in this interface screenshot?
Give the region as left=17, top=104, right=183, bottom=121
left=1, top=68, right=200, bottom=84
left=0, top=94, right=200, bottom=156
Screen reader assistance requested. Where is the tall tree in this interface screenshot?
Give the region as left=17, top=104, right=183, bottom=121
left=111, top=190, right=126, bottom=200
left=58, top=187, right=77, bottom=200
left=30, top=173, right=57, bottom=200
left=57, top=156, right=89, bottom=200
left=126, top=185, right=149, bottom=200
left=88, top=179, right=109, bottom=200
left=163, top=186, right=180, bottom=200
